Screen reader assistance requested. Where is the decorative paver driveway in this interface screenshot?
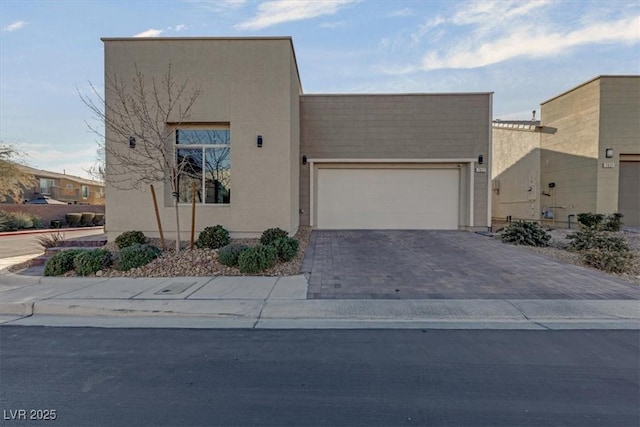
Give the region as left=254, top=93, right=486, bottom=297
left=302, top=230, right=640, bottom=300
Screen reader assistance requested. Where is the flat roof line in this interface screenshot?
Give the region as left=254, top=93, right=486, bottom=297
left=101, top=36, right=294, bottom=42
left=301, top=92, right=494, bottom=97
left=541, top=75, right=640, bottom=105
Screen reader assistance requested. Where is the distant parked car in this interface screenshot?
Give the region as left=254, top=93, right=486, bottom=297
left=25, top=196, right=68, bottom=205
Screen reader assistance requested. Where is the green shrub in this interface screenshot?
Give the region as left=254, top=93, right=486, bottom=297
left=568, top=229, right=630, bottom=252
left=93, top=213, right=105, bottom=225
left=73, top=249, right=112, bottom=276
left=577, top=212, right=605, bottom=228
left=0, top=211, right=18, bottom=231
left=65, top=213, right=82, bottom=227
left=270, top=237, right=299, bottom=262
left=80, top=212, right=96, bottom=226
left=237, top=245, right=277, bottom=274
left=116, top=244, right=161, bottom=271
left=218, top=243, right=250, bottom=267
left=581, top=248, right=633, bottom=273
left=603, top=213, right=624, bottom=232
left=196, top=225, right=230, bottom=249
left=0, top=211, right=40, bottom=230
left=44, top=249, right=86, bottom=276
left=500, top=221, right=551, bottom=247
left=115, top=230, right=147, bottom=249
left=259, top=227, right=288, bottom=246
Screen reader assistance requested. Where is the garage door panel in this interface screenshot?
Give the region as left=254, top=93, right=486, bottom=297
left=619, top=161, right=639, bottom=227
left=317, top=168, right=459, bottom=229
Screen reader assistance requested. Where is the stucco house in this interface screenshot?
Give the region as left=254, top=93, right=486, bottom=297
left=103, top=37, right=492, bottom=240
left=492, top=76, right=640, bottom=228
left=12, top=164, right=105, bottom=205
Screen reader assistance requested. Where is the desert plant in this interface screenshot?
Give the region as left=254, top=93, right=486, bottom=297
left=603, top=213, right=624, bottom=232
left=44, top=249, right=86, bottom=276
left=115, top=230, right=147, bottom=249
left=80, top=212, right=96, bottom=226
left=581, top=248, right=633, bottom=273
left=36, top=230, right=66, bottom=249
left=195, top=225, right=230, bottom=249
left=0, top=211, right=18, bottom=231
left=65, top=213, right=82, bottom=227
left=73, top=249, right=112, bottom=276
left=218, top=243, right=250, bottom=267
left=115, top=243, right=161, bottom=271
left=50, top=219, right=62, bottom=228
left=1, top=211, right=41, bottom=230
left=500, top=221, right=551, bottom=247
left=568, top=229, right=630, bottom=252
left=237, top=245, right=277, bottom=274
left=577, top=212, right=605, bottom=229
left=259, top=227, right=288, bottom=246
left=270, top=237, right=299, bottom=262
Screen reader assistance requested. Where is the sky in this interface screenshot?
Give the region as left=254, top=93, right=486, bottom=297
left=1, top=0, right=639, bottom=180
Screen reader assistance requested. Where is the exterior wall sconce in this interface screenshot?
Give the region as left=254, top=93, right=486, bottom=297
left=302, top=155, right=307, bottom=165
left=605, top=148, right=614, bottom=158
left=257, top=135, right=263, bottom=148
left=478, top=155, right=483, bottom=165
left=129, top=136, right=136, bottom=149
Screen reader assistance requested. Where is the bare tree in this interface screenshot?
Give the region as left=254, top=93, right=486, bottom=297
left=80, top=64, right=202, bottom=251
left=0, top=143, right=35, bottom=203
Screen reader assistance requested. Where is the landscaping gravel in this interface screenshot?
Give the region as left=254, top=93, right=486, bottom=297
left=98, top=226, right=312, bottom=278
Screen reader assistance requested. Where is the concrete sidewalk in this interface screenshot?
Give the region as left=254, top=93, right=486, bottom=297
left=0, top=267, right=638, bottom=330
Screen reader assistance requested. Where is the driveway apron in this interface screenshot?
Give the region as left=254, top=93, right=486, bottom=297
left=302, top=230, right=640, bottom=300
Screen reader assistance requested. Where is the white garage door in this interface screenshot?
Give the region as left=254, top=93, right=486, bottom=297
left=317, top=168, right=459, bottom=229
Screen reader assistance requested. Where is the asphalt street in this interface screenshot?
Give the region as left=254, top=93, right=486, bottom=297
left=0, top=228, right=104, bottom=258
left=0, top=327, right=638, bottom=427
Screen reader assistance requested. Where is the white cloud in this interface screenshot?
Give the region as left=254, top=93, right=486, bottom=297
left=236, top=0, right=358, bottom=30
left=187, top=0, right=247, bottom=13
left=133, top=28, right=164, bottom=37
left=174, top=24, right=187, bottom=32
left=420, top=15, right=640, bottom=71
left=389, top=8, right=414, bottom=17
left=2, top=21, right=27, bottom=32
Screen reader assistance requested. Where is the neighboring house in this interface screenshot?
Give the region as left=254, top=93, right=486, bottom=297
left=103, top=37, right=492, bottom=240
left=17, top=164, right=105, bottom=205
left=492, top=76, right=640, bottom=227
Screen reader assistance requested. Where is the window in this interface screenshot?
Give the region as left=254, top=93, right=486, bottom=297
left=81, top=185, right=89, bottom=198
left=176, top=128, right=230, bottom=204
left=66, top=184, right=74, bottom=189
left=39, top=178, right=55, bottom=194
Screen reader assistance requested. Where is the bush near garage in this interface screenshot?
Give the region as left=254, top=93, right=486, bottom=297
left=196, top=225, right=230, bottom=250
left=44, top=249, right=87, bottom=276
left=577, top=213, right=605, bottom=229
left=270, top=237, right=299, bottom=262
left=237, top=245, right=277, bottom=274
left=259, top=227, right=289, bottom=246
left=568, top=227, right=633, bottom=273
left=73, top=249, right=112, bottom=276
left=115, top=244, right=161, bottom=271
left=500, top=221, right=551, bottom=247
left=218, top=243, right=250, bottom=267
left=115, top=230, right=147, bottom=249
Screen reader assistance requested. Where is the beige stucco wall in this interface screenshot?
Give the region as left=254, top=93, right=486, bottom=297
left=299, top=93, right=492, bottom=229
left=540, top=76, right=640, bottom=225
left=491, top=127, right=541, bottom=220
left=597, top=76, right=640, bottom=216
left=540, top=78, right=601, bottom=223
left=103, top=38, right=301, bottom=240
